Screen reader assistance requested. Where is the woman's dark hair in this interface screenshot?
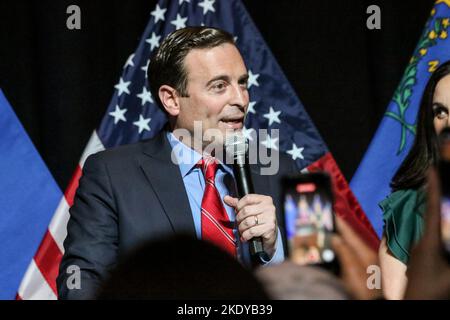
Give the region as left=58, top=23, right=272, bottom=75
left=391, top=60, right=450, bottom=191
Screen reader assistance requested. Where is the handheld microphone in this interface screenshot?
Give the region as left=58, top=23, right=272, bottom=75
left=225, top=132, right=269, bottom=266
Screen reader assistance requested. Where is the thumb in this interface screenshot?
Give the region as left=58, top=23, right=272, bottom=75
left=223, top=195, right=238, bottom=208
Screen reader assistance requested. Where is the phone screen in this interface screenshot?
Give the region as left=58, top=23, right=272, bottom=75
left=282, top=173, right=336, bottom=267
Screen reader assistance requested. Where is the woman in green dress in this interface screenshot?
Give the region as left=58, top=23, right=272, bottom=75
left=379, top=60, right=450, bottom=299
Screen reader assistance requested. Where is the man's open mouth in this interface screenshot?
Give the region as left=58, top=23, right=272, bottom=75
left=220, top=116, right=244, bottom=129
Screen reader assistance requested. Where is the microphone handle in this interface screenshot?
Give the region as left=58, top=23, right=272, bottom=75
left=232, top=162, right=269, bottom=267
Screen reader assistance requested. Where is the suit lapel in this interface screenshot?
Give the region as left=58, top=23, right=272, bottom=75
left=139, top=132, right=196, bottom=236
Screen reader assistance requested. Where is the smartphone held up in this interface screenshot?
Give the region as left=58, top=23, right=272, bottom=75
left=281, top=172, right=339, bottom=274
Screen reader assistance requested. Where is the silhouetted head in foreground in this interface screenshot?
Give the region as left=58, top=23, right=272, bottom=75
left=97, top=235, right=269, bottom=299
left=255, top=261, right=350, bottom=300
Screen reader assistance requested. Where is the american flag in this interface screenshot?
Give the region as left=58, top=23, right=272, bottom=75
left=17, top=0, right=379, bottom=299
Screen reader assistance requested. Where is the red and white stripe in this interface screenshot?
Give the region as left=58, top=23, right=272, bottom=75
left=17, top=131, right=105, bottom=300
left=201, top=208, right=236, bottom=246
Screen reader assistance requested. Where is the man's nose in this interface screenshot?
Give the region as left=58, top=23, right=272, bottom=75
left=229, top=84, right=248, bottom=110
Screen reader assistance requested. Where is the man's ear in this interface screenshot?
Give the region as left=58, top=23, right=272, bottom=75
left=158, top=85, right=180, bottom=117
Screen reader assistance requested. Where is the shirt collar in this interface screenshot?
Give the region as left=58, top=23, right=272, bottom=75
left=166, top=131, right=234, bottom=177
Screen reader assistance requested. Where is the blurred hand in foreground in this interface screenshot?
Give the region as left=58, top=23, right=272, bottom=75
left=331, top=217, right=383, bottom=300
left=404, top=168, right=450, bottom=299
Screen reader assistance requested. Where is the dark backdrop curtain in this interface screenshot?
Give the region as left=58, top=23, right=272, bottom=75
left=0, top=0, right=435, bottom=190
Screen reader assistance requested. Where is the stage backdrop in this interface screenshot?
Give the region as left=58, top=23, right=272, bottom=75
left=0, top=0, right=434, bottom=190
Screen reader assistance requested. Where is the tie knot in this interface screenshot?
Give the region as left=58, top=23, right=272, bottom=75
left=199, top=156, right=218, bottom=181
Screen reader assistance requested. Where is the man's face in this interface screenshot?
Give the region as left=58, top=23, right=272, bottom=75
left=175, top=43, right=249, bottom=148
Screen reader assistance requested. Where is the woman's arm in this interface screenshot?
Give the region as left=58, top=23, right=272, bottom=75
left=379, top=235, right=408, bottom=299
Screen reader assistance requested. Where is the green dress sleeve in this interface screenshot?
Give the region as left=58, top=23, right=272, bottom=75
left=379, top=189, right=426, bottom=265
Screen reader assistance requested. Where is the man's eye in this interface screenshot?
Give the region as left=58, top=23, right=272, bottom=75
left=239, top=81, right=248, bottom=89
left=211, top=82, right=227, bottom=91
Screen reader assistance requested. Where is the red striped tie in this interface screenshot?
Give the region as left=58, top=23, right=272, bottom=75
left=200, top=156, right=237, bottom=258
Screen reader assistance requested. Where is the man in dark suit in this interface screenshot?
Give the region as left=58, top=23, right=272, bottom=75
left=57, top=27, right=297, bottom=299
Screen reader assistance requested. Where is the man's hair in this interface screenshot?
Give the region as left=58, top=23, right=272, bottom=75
left=147, top=26, right=235, bottom=110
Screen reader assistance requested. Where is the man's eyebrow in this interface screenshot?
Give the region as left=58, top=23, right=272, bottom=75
left=206, top=75, right=230, bottom=87
left=239, top=74, right=249, bottom=83
left=205, top=74, right=249, bottom=87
